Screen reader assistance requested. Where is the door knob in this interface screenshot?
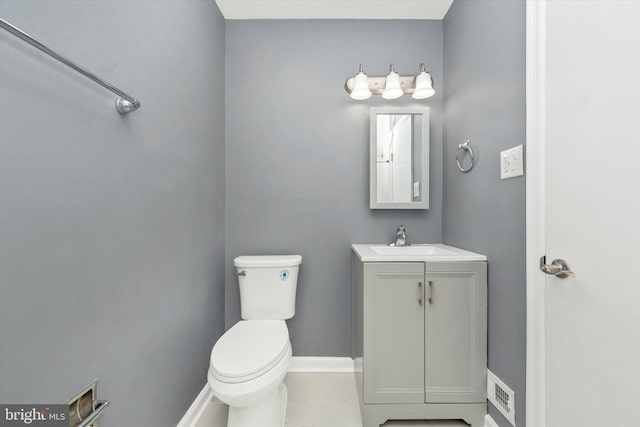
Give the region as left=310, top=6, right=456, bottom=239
left=540, top=256, right=576, bottom=279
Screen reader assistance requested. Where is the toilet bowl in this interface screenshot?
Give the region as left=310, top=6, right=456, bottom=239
left=208, top=320, right=292, bottom=427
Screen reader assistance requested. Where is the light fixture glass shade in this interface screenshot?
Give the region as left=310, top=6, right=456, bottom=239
left=382, top=65, right=403, bottom=99
left=412, top=69, right=435, bottom=99
left=350, top=70, right=372, bottom=100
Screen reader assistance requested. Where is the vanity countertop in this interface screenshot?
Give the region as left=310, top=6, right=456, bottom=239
left=352, top=243, right=487, bottom=262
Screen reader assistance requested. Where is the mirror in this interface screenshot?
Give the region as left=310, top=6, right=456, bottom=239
left=370, top=107, right=430, bottom=209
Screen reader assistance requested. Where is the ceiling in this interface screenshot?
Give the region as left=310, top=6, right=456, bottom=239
left=215, top=0, right=454, bottom=20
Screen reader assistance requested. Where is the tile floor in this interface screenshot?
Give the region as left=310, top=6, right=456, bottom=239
left=196, top=373, right=469, bottom=427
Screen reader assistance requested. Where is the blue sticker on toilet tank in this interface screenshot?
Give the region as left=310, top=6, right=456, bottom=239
left=280, top=270, right=289, bottom=281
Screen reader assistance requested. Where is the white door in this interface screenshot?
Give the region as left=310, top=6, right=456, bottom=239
left=541, top=1, right=640, bottom=426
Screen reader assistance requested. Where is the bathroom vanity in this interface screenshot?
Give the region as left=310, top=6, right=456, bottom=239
left=351, top=244, right=487, bottom=427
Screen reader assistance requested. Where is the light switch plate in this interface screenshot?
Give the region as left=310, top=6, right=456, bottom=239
left=500, top=145, right=524, bottom=179
left=413, top=181, right=420, bottom=197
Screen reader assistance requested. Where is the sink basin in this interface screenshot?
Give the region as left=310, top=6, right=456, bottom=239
left=370, top=245, right=455, bottom=256
left=352, top=243, right=487, bottom=262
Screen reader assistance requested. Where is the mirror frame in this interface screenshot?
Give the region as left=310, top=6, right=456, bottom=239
left=369, top=107, right=430, bottom=209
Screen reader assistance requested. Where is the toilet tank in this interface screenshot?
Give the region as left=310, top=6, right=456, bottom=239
left=234, top=255, right=302, bottom=320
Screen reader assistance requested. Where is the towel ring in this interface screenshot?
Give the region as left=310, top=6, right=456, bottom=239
left=456, top=140, right=475, bottom=173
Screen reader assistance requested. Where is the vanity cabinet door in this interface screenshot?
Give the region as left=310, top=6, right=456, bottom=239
left=363, top=262, right=425, bottom=404
left=424, top=262, right=487, bottom=403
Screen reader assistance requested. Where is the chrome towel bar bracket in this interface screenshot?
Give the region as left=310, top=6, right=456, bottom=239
left=0, top=18, right=141, bottom=115
left=456, top=140, right=475, bottom=173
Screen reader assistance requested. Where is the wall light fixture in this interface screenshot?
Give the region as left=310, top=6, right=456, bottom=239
left=350, top=64, right=372, bottom=100
left=345, top=63, right=435, bottom=101
left=382, top=64, right=403, bottom=100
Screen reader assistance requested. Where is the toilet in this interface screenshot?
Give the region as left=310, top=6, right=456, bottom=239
left=208, top=255, right=302, bottom=427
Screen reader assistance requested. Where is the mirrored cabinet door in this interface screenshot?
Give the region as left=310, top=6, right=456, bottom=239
left=370, top=107, right=429, bottom=209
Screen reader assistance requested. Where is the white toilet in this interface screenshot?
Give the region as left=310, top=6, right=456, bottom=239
left=208, top=255, right=302, bottom=427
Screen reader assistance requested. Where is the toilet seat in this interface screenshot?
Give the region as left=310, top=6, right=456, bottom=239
left=210, top=320, right=289, bottom=383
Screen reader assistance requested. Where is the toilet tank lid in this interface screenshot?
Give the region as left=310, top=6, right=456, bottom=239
left=234, top=255, right=302, bottom=268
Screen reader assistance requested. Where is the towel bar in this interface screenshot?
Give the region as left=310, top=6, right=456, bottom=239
left=0, top=18, right=140, bottom=114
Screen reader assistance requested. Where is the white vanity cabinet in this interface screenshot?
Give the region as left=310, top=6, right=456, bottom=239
left=352, top=254, right=487, bottom=427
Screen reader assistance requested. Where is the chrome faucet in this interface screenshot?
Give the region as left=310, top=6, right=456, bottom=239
left=389, top=225, right=410, bottom=247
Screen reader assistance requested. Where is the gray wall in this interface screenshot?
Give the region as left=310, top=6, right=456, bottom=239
left=225, top=20, right=443, bottom=356
left=0, top=1, right=225, bottom=425
left=442, top=1, right=526, bottom=426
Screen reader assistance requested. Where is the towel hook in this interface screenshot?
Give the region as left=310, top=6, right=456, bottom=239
left=456, top=140, right=475, bottom=173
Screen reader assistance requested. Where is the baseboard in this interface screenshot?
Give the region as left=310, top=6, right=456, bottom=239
left=485, top=414, right=500, bottom=427
left=288, top=356, right=354, bottom=373
left=177, top=357, right=355, bottom=426
left=176, top=384, right=215, bottom=427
